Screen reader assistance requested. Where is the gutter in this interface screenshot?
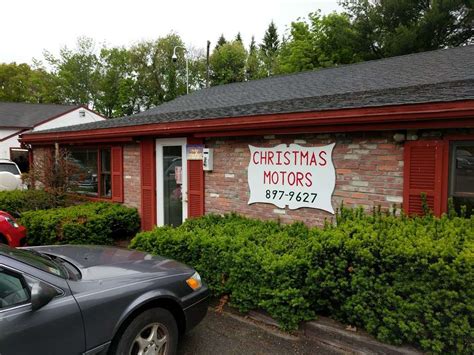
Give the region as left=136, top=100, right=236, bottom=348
left=19, top=100, right=474, bottom=144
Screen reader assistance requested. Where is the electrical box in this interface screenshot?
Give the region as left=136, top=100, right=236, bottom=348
left=203, top=148, right=213, bottom=171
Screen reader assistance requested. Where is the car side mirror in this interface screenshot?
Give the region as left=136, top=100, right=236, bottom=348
left=30, top=280, right=59, bottom=311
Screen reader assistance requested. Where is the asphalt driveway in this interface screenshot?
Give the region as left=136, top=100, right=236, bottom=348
left=178, top=308, right=340, bottom=355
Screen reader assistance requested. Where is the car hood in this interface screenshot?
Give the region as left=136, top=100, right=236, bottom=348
left=29, top=245, right=193, bottom=281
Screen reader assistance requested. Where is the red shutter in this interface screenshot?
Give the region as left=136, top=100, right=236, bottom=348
left=403, top=140, right=446, bottom=216
left=111, top=146, right=123, bottom=203
left=140, top=139, right=156, bottom=230
left=187, top=138, right=204, bottom=218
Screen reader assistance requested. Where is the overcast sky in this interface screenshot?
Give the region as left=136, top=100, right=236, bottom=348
left=1, top=0, right=340, bottom=65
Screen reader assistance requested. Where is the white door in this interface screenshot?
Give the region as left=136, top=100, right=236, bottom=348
left=156, top=138, right=188, bottom=226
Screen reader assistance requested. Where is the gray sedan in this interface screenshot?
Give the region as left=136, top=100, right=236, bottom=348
left=0, top=244, right=209, bottom=355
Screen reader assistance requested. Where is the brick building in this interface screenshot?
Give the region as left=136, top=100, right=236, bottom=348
left=21, top=46, right=474, bottom=229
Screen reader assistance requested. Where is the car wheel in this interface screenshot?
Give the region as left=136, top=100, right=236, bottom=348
left=0, top=235, right=7, bottom=245
left=114, top=307, right=178, bottom=355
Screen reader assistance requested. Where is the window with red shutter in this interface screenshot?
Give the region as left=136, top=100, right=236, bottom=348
left=403, top=140, right=446, bottom=216
left=187, top=160, right=204, bottom=217
left=111, top=146, right=123, bottom=202
left=140, top=139, right=156, bottom=230
left=187, top=138, right=204, bottom=218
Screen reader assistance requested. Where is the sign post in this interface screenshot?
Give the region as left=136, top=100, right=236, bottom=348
left=248, top=143, right=336, bottom=213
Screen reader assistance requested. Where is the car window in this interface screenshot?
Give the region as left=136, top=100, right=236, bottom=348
left=0, top=268, right=30, bottom=309
left=0, top=245, right=66, bottom=278
left=0, top=163, right=20, bottom=175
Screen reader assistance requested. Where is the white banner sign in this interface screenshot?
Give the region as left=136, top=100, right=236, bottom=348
left=248, top=143, right=336, bottom=213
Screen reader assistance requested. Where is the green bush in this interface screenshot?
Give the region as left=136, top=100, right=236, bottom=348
left=20, top=202, right=140, bottom=246
left=0, top=190, right=56, bottom=216
left=130, top=211, right=474, bottom=354
left=0, top=189, right=88, bottom=216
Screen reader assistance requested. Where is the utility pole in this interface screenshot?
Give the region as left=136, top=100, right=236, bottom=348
left=206, top=40, right=210, bottom=88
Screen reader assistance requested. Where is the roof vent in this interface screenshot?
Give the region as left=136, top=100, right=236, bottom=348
left=79, top=109, right=86, bottom=117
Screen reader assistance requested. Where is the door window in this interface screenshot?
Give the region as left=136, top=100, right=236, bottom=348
left=449, top=141, right=474, bottom=216
left=0, top=268, right=29, bottom=309
left=163, top=146, right=183, bottom=227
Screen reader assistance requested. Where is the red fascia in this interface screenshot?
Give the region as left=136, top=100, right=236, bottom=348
left=19, top=100, right=474, bottom=144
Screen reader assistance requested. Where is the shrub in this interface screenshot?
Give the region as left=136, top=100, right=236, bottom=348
left=20, top=202, right=140, bottom=246
left=0, top=190, right=56, bottom=216
left=0, top=189, right=88, bottom=217
left=130, top=211, right=474, bottom=354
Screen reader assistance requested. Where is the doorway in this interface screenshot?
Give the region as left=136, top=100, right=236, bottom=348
left=156, top=138, right=188, bottom=226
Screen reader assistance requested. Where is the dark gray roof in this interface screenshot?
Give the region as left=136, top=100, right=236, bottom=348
left=0, top=102, right=80, bottom=128
left=32, top=45, right=474, bottom=134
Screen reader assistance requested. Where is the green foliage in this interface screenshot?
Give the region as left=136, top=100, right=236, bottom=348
left=245, top=36, right=265, bottom=80
left=260, top=21, right=280, bottom=75
left=45, top=37, right=100, bottom=106
left=130, top=211, right=474, bottom=353
left=210, top=41, right=248, bottom=85
left=0, top=62, right=61, bottom=104
left=279, top=11, right=363, bottom=73
left=20, top=202, right=140, bottom=246
left=341, top=0, right=474, bottom=59
left=0, top=190, right=58, bottom=216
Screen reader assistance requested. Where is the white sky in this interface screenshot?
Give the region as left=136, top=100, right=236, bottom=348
left=1, top=0, right=340, bottom=64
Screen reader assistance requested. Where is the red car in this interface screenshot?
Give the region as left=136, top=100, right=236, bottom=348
left=0, top=211, right=27, bottom=247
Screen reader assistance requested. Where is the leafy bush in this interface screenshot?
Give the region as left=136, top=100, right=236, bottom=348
left=20, top=203, right=140, bottom=246
left=130, top=211, right=474, bottom=354
left=0, top=190, right=56, bottom=216
left=0, top=189, right=87, bottom=216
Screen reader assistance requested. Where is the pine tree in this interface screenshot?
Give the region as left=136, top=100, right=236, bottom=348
left=235, top=32, right=243, bottom=43
left=260, top=21, right=280, bottom=75
left=246, top=36, right=263, bottom=80
left=216, top=34, right=227, bottom=49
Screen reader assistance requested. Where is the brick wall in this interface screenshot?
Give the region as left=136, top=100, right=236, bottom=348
left=123, top=143, right=141, bottom=211
left=204, top=132, right=404, bottom=227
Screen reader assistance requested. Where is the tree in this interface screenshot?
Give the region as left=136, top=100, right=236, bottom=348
left=128, top=33, right=189, bottom=111
left=260, top=21, right=280, bottom=75
left=235, top=32, right=243, bottom=43
left=0, top=62, right=61, bottom=103
left=341, top=0, right=474, bottom=58
left=95, top=47, right=136, bottom=117
left=278, top=20, right=319, bottom=73
left=216, top=34, right=227, bottom=49
left=245, top=36, right=265, bottom=80
left=44, top=37, right=100, bottom=106
left=210, top=41, right=247, bottom=85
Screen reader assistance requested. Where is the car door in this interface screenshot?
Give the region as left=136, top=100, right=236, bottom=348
left=0, top=257, right=85, bottom=355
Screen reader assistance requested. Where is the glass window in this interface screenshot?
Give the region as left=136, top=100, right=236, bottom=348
left=68, top=147, right=113, bottom=198
left=0, top=244, right=65, bottom=278
left=163, top=146, right=183, bottom=227
left=449, top=141, right=474, bottom=216
left=0, top=163, right=21, bottom=175
left=100, top=149, right=111, bottom=198
left=0, top=268, right=30, bottom=309
left=70, top=148, right=98, bottom=197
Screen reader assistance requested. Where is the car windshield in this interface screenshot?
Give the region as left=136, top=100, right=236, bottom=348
left=0, top=163, right=20, bottom=175
left=0, top=244, right=66, bottom=278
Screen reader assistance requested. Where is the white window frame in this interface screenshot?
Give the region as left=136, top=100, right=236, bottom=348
left=155, top=138, right=188, bottom=226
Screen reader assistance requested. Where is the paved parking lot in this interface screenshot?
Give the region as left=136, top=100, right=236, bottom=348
left=178, top=309, right=340, bottom=355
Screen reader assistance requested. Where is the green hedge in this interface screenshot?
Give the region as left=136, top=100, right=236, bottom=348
left=0, top=189, right=89, bottom=216
left=0, top=190, right=57, bottom=216
left=130, top=211, right=474, bottom=354
left=20, top=203, right=140, bottom=246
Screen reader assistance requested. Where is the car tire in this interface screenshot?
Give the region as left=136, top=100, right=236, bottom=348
left=113, top=307, right=178, bottom=355
left=0, top=235, right=7, bottom=245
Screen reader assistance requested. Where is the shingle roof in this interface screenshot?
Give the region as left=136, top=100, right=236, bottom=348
left=31, top=45, right=474, bottom=134
left=0, top=102, right=80, bottom=128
